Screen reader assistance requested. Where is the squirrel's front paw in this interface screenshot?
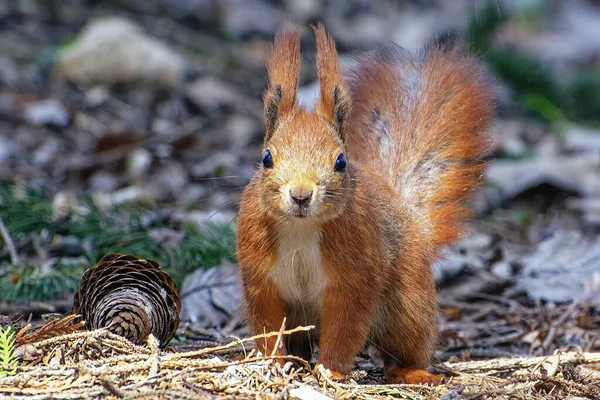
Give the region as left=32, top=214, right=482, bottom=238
left=315, top=363, right=348, bottom=382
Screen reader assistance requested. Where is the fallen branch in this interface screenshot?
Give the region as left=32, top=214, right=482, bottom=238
left=447, top=352, right=600, bottom=373
left=164, top=324, right=315, bottom=361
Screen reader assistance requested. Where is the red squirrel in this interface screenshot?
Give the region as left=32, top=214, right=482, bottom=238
left=236, top=24, right=494, bottom=384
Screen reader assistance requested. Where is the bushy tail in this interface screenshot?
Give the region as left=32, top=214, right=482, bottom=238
left=346, top=40, right=495, bottom=247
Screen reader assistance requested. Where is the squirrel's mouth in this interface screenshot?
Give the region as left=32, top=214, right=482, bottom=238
left=289, top=205, right=312, bottom=219
left=290, top=209, right=310, bottom=218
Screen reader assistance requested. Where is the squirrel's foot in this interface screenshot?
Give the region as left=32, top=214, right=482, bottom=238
left=385, top=368, right=443, bottom=385
left=315, top=363, right=348, bottom=382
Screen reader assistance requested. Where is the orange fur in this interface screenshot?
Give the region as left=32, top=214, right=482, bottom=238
left=313, top=24, right=351, bottom=141
left=346, top=40, right=495, bottom=247
left=236, top=25, right=494, bottom=385
left=263, top=27, right=301, bottom=142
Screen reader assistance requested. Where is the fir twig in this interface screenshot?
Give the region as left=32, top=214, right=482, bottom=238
left=0, top=262, right=86, bottom=302
left=0, top=326, right=17, bottom=377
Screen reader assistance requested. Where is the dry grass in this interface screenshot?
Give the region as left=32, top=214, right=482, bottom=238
left=2, top=316, right=600, bottom=399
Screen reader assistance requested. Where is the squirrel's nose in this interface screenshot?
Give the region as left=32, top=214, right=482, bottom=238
left=290, top=189, right=313, bottom=207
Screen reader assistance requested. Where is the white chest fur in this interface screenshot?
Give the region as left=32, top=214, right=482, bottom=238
left=269, top=223, right=328, bottom=306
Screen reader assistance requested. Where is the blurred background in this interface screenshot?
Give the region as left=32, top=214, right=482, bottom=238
left=0, top=0, right=599, bottom=359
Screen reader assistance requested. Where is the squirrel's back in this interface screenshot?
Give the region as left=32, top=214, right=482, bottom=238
left=345, top=40, right=495, bottom=247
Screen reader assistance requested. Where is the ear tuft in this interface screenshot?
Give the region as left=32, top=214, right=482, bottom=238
left=333, top=85, right=351, bottom=140
left=313, top=23, right=351, bottom=143
left=264, top=84, right=282, bottom=141
left=263, top=26, right=301, bottom=143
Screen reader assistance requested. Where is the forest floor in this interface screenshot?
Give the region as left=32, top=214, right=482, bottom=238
left=2, top=305, right=600, bottom=399
left=1, top=0, right=600, bottom=398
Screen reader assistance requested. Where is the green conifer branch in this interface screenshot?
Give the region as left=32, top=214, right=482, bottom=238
left=0, top=184, right=236, bottom=301
left=0, top=326, right=17, bottom=377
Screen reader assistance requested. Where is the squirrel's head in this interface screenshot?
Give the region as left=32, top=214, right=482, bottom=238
left=257, top=24, right=352, bottom=222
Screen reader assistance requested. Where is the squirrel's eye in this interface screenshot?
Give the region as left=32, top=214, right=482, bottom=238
left=262, top=149, right=274, bottom=169
left=334, top=153, right=346, bottom=173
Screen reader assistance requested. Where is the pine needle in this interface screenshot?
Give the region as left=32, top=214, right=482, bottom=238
left=16, top=314, right=85, bottom=347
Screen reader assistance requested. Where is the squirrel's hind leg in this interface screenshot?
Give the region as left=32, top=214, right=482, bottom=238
left=375, top=315, right=442, bottom=385
left=372, top=269, right=442, bottom=385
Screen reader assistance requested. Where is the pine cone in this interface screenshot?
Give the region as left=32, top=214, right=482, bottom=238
left=73, top=253, right=181, bottom=348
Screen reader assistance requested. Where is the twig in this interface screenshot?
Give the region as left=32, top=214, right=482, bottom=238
left=164, top=352, right=312, bottom=370
left=164, top=324, right=315, bottom=361
left=313, top=364, right=344, bottom=394
left=31, top=328, right=147, bottom=352
left=99, top=376, right=126, bottom=397
left=353, top=383, right=433, bottom=399
left=467, top=293, right=529, bottom=313
left=145, top=334, right=160, bottom=378
left=270, top=318, right=287, bottom=358
left=440, top=347, right=516, bottom=361
left=496, top=374, right=599, bottom=398
left=447, top=352, right=600, bottom=373
left=0, top=215, right=18, bottom=264
left=542, top=303, right=578, bottom=351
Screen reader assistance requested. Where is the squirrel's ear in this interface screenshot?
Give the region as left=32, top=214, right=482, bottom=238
left=264, top=26, right=301, bottom=143
left=314, top=23, right=351, bottom=143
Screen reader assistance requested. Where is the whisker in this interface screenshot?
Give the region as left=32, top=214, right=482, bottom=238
left=195, top=186, right=247, bottom=203
left=221, top=214, right=240, bottom=240
left=190, top=175, right=246, bottom=182
left=365, top=337, right=403, bottom=365
left=200, top=200, right=238, bottom=231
